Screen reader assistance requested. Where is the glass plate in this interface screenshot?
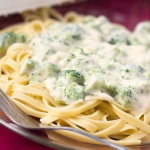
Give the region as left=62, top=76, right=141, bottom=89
left=0, top=0, right=150, bottom=149
left=0, top=108, right=149, bottom=150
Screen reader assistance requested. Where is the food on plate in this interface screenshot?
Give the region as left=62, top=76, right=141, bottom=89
left=0, top=8, right=150, bottom=146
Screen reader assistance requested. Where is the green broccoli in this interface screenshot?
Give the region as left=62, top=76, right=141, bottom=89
left=64, top=82, right=85, bottom=103
left=108, top=31, right=131, bottom=45
left=30, top=62, right=60, bottom=82
left=0, top=32, right=26, bottom=56
left=55, top=82, right=85, bottom=105
left=60, top=24, right=84, bottom=45
left=58, top=70, right=84, bottom=86
left=54, top=70, right=85, bottom=104
left=118, top=86, right=134, bottom=107
left=72, top=34, right=81, bottom=40
left=120, top=87, right=133, bottom=100
left=106, top=85, right=118, bottom=98
left=108, top=36, right=131, bottom=45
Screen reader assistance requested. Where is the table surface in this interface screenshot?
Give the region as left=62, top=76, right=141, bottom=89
left=0, top=0, right=150, bottom=150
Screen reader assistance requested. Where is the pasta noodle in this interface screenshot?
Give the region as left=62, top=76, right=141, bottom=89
left=0, top=7, right=150, bottom=146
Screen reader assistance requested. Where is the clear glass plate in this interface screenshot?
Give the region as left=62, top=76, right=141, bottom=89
left=0, top=108, right=149, bottom=150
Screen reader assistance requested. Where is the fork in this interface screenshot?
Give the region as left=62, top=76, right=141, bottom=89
left=0, top=88, right=130, bottom=150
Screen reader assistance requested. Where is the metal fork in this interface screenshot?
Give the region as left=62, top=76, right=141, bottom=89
left=0, top=88, right=130, bottom=150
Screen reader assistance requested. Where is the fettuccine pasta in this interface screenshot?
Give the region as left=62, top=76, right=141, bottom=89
left=0, top=7, right=150, bottom=146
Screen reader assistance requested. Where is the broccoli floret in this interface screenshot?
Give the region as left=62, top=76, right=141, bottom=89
left=30, top=63, right=60, bottom=82
left=64, top=82, right=85, bottom=103
left=55, top=82, right=85, bottom=105
left=108, top=36, right=131, bottom=45
left=0, top=32, right=26, bottom=56
left=58, top=70, right=84, bottom=86
left=54, top=70, right=85, bottom=104
left=120, top=87, right=133, bottom=100
left=72, top=34, right=81, bottom=40
left=117, top=86, right=134, bottom=107
left=0, top=32, right=16, bottom=55
left=108, top=30, right=131, bottom=45
left=106, top=85, right=118, bottom=97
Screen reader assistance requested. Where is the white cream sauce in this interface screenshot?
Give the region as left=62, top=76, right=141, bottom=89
left=20, top=16, right=150, bottom=115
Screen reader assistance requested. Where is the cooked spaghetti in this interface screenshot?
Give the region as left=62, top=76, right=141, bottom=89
left=0, top=7, right=150, bottom=146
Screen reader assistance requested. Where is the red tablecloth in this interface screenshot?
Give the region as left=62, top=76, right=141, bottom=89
left=0, top=0, right=150, bottom=150
left=0, top=125, right=51, bottom=150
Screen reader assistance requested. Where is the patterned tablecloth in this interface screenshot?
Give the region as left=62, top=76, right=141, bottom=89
left=0, top=0, right=150, bottom=150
